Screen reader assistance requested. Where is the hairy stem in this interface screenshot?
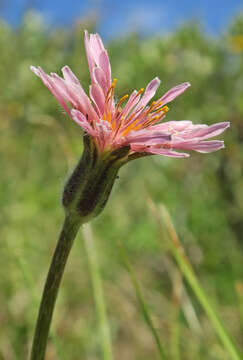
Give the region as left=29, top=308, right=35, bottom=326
left=30, top=214, right=81, bottom=360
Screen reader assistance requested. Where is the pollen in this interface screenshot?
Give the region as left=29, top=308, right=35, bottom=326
left=152, top=105, right=169, bottom=116
left=147, top=101, right=157, bottom=112
left=112, top=78, right=117, bottom=87
left=136, top=88, right=144, bottom=97
left=162, top=105, right=169, bottom=113
left=156, top=101, right=163, bottom=107
left=117, top=94, right=129, bottom=106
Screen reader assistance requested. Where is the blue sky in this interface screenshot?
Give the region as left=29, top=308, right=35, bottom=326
left=1, top=0, right=243, bottom=39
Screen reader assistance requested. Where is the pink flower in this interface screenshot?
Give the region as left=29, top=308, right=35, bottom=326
left=31, top=31, right=229, bottom=158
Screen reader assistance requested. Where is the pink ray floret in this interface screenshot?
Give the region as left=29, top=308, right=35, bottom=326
left=31, top=31, right=229, bottom=158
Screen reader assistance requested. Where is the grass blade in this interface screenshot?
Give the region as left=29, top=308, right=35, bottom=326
left=118, top=241, right=168, bottom=360
left=82, top=224, right=113, bottom=360
left=158, top=204, right=242, bottom=360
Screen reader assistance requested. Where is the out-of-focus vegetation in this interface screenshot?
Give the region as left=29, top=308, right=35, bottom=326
left=1, top=11, right=243, bottom=360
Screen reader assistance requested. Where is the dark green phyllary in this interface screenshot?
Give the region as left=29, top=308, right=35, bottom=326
left=62, top=135, right=130, bottom=223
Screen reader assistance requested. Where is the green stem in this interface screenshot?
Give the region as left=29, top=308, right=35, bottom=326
left=30, top=214, right=81, bottom=360
left=160, top=205, right=242, bottom=360
left=82, top=225, right=113, bottom=360
left=118, top=242, right=168, bottom=360
left=16, top=252, right=65, bottom=359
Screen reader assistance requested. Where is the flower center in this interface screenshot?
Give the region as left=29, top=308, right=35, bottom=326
left=103, top=79, right=170, bottom=138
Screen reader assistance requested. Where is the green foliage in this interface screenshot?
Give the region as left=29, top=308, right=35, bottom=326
left=0, top=11, right=243, bottom=359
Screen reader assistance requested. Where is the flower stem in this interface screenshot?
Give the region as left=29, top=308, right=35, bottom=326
left=15, top=249, right=64, bottom=359
left=30, top=214, right=81, bottom=360
left=82, top=224, right=113, bottom=360
left=159, top=204, right=242, bottom=360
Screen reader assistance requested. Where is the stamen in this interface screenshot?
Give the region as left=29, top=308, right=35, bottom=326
left=116, top=94, right=129, bottom=108
left=112, top=78, right=117, bottom=87
left=105, top=78, right=118, bottom=102
left=150, top=115, right=160, bottom=122
left=143, top=106, right=169, bottom=128
left=147, top=101, right=157, bottom=112
left=162, top=105, right=169, bottom=113
left=151, top=108, right=163, bottom=116
left=152, top=105, right=169, bottom=116
left=112, top=94, right=129, bottom=127
left=111, top=115, right=125, bottom=139
left=154, top=101, right=163, bottom=108
left=143, top=115, right=160, bottom=127
left=113, top=94, right=128, bottom=119
left=135, top=88, right=144, bottom=97
left=104, top=78, right=118, bottom=124
left=122, top=119, right=139, bottom=136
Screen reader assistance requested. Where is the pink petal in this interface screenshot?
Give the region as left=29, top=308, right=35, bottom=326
left=30, top=66, right=71, bottom=116
left=94, top=33, right=106, bottom=53
left=98, top=51, right=111, bottom=86
left=30, top=65, right=41, bottom=77
left=184, top=122, right=230, bottom=140
left=150, top=120, right=193, bottom=132
left=61, top=66, right=81, bottom=86
left=135, top=77, right=161, bottom=110
left=126, top=130, right=171, bottom=145
left=93, top=67, right=109, bottom=94
left=84, top=31, right=111, bottom=86
left=148, top=148, right=190, bottom=158
left=157, top=82, right=191, bottom=106
left=50, top=73, right=99, bottom=122
left=71, top=109, right=97, bottom=136
left=90, top=84, right=105, bottom=116
left=84, top=30, right=95, bottom=82
left=121, top=90, right=141, bottom=119
left=131, top=144, right=189, bottom=158
left=50, top=73, right=79, bottom=107
left=173, top=140, right=225, bottom=153
left=89, top=34, right=104, bottom=60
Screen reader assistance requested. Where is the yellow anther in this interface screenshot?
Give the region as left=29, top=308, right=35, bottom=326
left=144, top=115, right=159, bottom=126
left=136, top=88, right=144, bottom=96
left=162, top=105, right=169, bottom=113
left=115, top=94, right=129, bottom=111
left=146, top=101, right=157, bottom=114
left=105, top=79, right=118, bottom=104
left=112, top=78, right=117, bottom=87
left=150, top=101, right=157, bottom=110
left=152, top=108, right=163, bottom=115
left=119, top=94, right=129, bottom=102
left=150, top=104, right=169, bottom=117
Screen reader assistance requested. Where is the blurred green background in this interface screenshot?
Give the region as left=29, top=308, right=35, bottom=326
left=1, top=11, right=243, bottom=360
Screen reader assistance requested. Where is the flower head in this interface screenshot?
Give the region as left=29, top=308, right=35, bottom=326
left=31, top=31, right=229, bottom=159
